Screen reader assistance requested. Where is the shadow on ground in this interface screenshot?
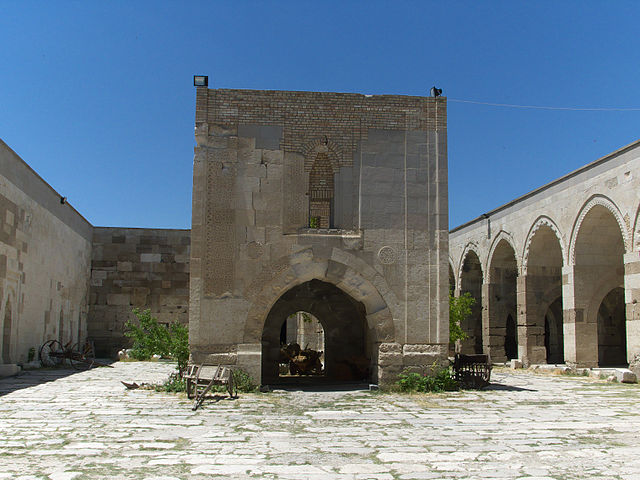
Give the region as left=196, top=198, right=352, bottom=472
left=0, top=359, right=116, bottom=397
left=482, top=383, right=537, bottom=392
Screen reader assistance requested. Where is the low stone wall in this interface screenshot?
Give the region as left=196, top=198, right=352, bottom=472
left=88, top=227, right=190, bottom=357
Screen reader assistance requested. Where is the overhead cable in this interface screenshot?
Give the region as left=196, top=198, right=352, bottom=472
left=448, top=98, right=640, bottom=112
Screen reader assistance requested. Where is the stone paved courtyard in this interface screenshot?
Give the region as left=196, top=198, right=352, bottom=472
left=0, top=362, right=639, bottom=480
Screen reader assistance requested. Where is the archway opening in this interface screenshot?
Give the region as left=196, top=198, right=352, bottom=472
left=262, top=279, right=370, bottom=385
left=2, top=301, right=11, bottom=364
left=544, top=297, right=564, bottom=364
left=460, top=251, right=483, bottom=354
left=597, top=287, right=627, bottom=366
left=573, top=204, right=626, bottom=366
left=526, top=224, right=564, bottom=364
left=488, top=240, right=518, bottom=362
left=279, top=311, right=326, bottom=377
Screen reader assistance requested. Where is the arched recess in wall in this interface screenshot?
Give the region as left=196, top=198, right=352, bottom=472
left=308, top=152, right=335, bottom=228
left=2, top=299, right=12, bottom=364
left=523, top=216, right=565, bottom=364
left=459, top=247, right=483, bottom=355
left=487, top=234, right=519, bottom=362
left=570, top=196, right=628, bottom=366
left=303, top=138, right=342, bottom=230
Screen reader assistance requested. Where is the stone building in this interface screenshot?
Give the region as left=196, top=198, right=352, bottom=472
left=449, top=139, right=640, bottom=369
left=189, top=88, right=450, bottom=385
left=0, top=140, right=93, bottom=376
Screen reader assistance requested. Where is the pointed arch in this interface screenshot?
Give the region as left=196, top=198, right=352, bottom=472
left=522, top=216, right=567, bottom=275
left=486, top=231, right=519, bottom=283
left=458, top=246, right=484, bottom=355
left=457, top=242, right=484, bottom=285
left=569, top=195, right=630, bottom=266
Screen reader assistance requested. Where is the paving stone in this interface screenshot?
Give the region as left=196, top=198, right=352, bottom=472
left=1, top=362, right=639, bottom=479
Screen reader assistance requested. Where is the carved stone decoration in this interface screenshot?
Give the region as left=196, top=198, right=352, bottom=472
left=247, top=241, right=264, bottom=259
left=378, top=246, right=397, bottom=265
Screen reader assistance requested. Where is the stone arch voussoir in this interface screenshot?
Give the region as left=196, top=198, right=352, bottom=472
left=486, top=230, right=520, bottom=282
left=569, top=194, right=631, bottom=266
left=632, top=201, right=640, bottom=252
left=458, top=242, right=484, bottom=286
left=522, top=215, right=567, bottom=276
left=243, top=247, right=398, bottom=345
left=302, top=138, right=342, bottom=173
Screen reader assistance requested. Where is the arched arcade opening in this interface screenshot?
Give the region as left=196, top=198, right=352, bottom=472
left=487, top=240, right=518, bottom=362
left=459, top=251, right=483, bottom=354
left=572, top=203, right=627, bottom=366
left=524, top=222, right=564, bottom=364
left=262, top=279, right=371, bottom=385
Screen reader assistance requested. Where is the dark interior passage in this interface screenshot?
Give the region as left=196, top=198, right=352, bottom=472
left=544, top=297, right=564, bottom=364
left=597, top=287, right=627, bottom=366
left=262, top=280, right=370, bottom=385
left=505, top=314, right=517, bottom=360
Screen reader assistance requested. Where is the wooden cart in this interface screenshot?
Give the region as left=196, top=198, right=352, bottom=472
left=453, top=353, right=492, bottom=389
left=184, top=364, right=237, bottom=410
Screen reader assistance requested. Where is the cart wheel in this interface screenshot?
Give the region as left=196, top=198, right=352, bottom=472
left=68, top=342, right=94, bottom=370
left=186, top=378, right=194, bottom=399
left=39, top=340, right=63, bottom=367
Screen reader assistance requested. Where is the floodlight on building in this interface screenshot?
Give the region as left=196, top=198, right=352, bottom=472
left=430, top=86, right=443, bottom=97
left=193, top=75, right=208, bottom=87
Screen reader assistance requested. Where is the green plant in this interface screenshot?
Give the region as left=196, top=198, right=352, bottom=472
left=124, top=308, right=189, bottom=375
left=233, top=368, right=258, bottom=393
left=449, top=291, right=475, bottom=343
left=153, top=373, right=187, bottom=393
left=309, top=216, right=320, bottom=228
left=397, top=367, right=459, bottom=393
left=28, top=347, right=35, bottom=363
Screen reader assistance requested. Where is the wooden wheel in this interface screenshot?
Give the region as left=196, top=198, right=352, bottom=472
left=39, top=340, right=63, bottom=367
left=68, top=342, right=95, bottom=370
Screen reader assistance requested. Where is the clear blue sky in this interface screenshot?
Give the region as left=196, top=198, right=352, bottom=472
left=1, top=1, right=639, bottom=229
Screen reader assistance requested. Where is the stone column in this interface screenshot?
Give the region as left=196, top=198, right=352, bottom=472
left=624, top=252, right=640, bottom=363
left=518, top=274, right=548, bottom=366
left=562, top=265, right=598, bottom=367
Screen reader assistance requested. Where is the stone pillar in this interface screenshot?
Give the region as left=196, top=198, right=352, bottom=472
left=518, top=274, right=547, bottom=366
left=562, top=265, right=598, bottom=367
left=624, top=252, right=640, bottom=363
left=482, top=282, right=507, bottom=362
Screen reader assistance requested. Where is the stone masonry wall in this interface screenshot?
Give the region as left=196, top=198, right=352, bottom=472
left=0, top=140, right=93, bottom=368
left=88, top=227, right=190, bottom=357
left=191, top=88, right=449, bottom=385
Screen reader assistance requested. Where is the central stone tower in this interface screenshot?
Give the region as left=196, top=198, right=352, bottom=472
left=189, top=86, right=449, bottom=386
